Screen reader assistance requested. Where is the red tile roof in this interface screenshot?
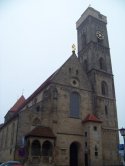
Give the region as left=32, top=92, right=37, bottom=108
left=25, top=126, right=56, bottom=138
left=2, top=70, right=59, bottom=127
left=82, top=114, right=102, bottom=123
left=9, top=95, right=26, bottom=112
left=18, top=69, right=59, bottom=112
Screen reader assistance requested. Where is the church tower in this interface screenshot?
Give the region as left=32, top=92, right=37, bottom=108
left=76, top=7, right=120, bottom=165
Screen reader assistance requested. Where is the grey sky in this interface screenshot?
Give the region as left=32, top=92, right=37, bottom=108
left=0, top=0, right=125, bottom=143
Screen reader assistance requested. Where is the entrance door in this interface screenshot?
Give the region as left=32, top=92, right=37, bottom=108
left=85, top=153, right=88, bottom=166
left=70, top=142, right=78, bottom=166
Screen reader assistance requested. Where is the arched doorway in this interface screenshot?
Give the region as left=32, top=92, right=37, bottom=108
left=31, top=140, right=41, bottom=156
left=42, top=140, right=53, bottom=163
left=70, top=142, right=79, bottom=166
left=42, top=140, right=53, bottom=156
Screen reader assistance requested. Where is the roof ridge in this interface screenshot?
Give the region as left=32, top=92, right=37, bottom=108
left=9, top=95, right=26, bottom=112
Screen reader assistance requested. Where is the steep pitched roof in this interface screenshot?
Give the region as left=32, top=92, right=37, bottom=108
left=17, top=53, right=81, bottom=111
left=82, top=114, right=102, bottom=123
left=25, top=126, right=55, bottom=138
left=9, top=51, right=91, bottom=112
left=0, top=123, right=3, bottom=128
left=9, top=95, right=26, bottom=112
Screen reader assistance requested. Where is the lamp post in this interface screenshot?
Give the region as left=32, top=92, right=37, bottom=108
left=119, top=127, right=125, bottom=162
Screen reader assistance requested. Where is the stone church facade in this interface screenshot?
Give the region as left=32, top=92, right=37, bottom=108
left=0, top=7, right=121, bottom=166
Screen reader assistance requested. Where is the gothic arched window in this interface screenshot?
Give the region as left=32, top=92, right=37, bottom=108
left=52, top=88, right=58, bottom=99
left=95, top=145, right=98, bottom=157
left=101, top=81, right=108, bottom=96
left=31, top=140, right=41, bottom=156
left=84, top=59, right=88, bottom=72
left=42, top=141, right=53, bottom=156
left=99, top=57, right=106, bottom=71
left=105, top=105, right=108, bottom=116
left=70, top=92, right=80, bottom=118
left=82, top=33, right=86, bottom=48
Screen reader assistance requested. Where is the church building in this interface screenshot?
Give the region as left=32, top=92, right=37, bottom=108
left=0, top=7, right=121, bottom=166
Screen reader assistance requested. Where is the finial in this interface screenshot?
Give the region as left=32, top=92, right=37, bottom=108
left=72, top=44, right=76, bottom=54
left=89, top=4, right=91, bottom=7
left=22, top=89, right=24, bottom=96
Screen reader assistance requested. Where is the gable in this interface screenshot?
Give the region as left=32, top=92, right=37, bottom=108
left=8, top=53, right=92, bottom=113
left=51, top=53, right=91, bottom=91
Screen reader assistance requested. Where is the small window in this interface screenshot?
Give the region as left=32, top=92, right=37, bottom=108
left=93, top=126, right=97, bottom=131
left=36, top=106, right=40, bottom=112
left=95, top=151, right=98, bottom=157
left=81, top=34, right=86, bottom=48
left=99, top=57, right=106, bottom=71
left=84, top=60, right=88, bottom=72
left=53, top=89, right=58, bottom=99
left=76, top=70, right=79, bottom=75
left=85, top=132, right=87, bottom=137
left=85, top=142, right=87, bottom=147
left=10, top=148, right=12, bottom=154
left=73, top=80, right=77, bottom=85
left=69, top=68, right=71, bottom=74
left=101, top=81, right=108, bottom=96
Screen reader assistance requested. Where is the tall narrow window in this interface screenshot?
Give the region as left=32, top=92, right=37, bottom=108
left=82, top=34, right=86, bottom=48
left=95, top=145, right=98, bottom=157
left=99, top=57, right=106, bottom=71
left=101, top=81, right=108, bottom=96
left=36, top=106, right=40, bottom=112
left=76, top=70, right=79, bottom=75
left=70, top=92, right=80, bottom=118
left=69, top=68, right=71, bottom=74
left=85, top=132, right=87, bottom=137
left=105, top=105, right=108, bottom=116
left=84, top=60, right=88, bottom=72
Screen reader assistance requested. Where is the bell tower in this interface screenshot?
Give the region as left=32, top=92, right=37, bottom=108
left=76, top=7, right=120, bottom=164
left=76, top=7, right=112, bottom=73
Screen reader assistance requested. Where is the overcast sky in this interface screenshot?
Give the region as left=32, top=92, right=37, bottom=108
left=0, top=0, right=125, bottom=143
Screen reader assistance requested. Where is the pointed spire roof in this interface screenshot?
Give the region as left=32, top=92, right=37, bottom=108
left=76, top=7, right=107, bottom=29
left=9, top=95, right=26, bottom=112
left=82, top=114, right=102, bottom=123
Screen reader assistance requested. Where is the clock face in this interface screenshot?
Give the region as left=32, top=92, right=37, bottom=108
left=96, top=31, right=104, bottom=40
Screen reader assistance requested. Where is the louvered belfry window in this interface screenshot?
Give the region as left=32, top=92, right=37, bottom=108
left=70, top=92, right=80, bottom=118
